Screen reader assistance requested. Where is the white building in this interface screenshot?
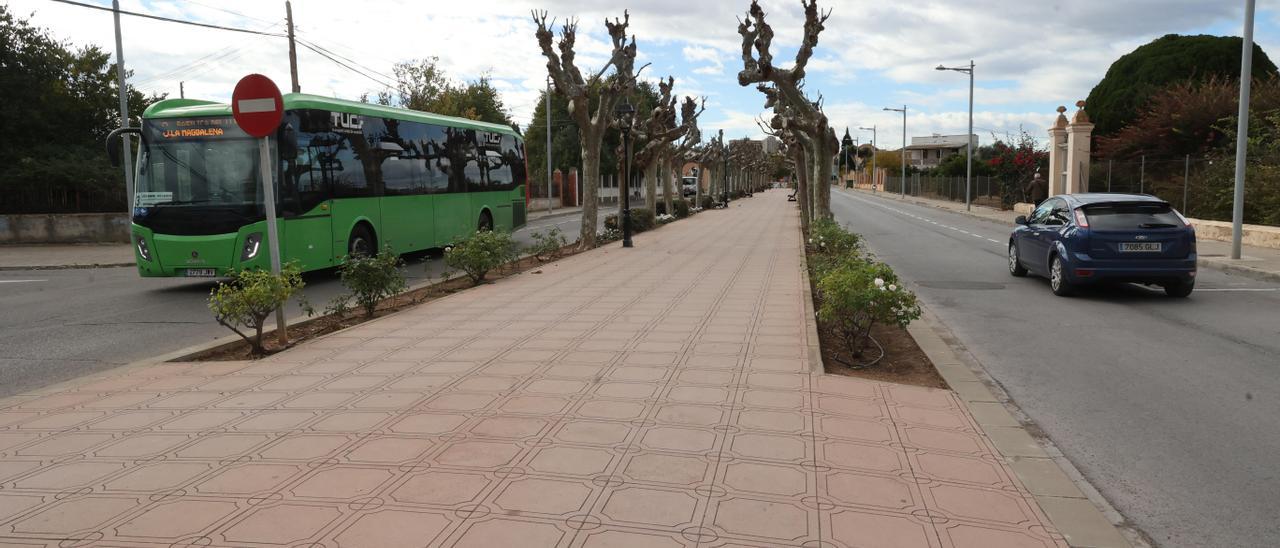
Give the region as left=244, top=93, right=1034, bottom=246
left=904, top=134, right=978, bottom=169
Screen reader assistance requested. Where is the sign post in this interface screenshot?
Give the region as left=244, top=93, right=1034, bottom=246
left=232, top=74, right=288, bottom=347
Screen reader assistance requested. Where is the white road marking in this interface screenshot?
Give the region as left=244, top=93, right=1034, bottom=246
left=1195, top=288, right=1279, bottom=292
left=840, top=191, right=1010, bottom=249
left=0, top=280, right=46, bottom=284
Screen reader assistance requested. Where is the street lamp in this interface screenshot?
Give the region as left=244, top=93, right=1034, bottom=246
left=1231, top=0, right=1256, bottom=260
left=615, top=99, right=636, bottom=248
left=859, top=125, right=876, bottom=193
left=545, top=75, right=553, bottom=214
left=937, top=60, right=975, bottom=211
left=883, top=106, right=907, bottom=197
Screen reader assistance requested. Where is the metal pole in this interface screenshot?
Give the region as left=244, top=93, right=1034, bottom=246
left=1232, top=0, right=1256, bottom=260
left=546, top=78, right=553, bottom=214
left=112, top=0, right=134, bottom=212
left=286, top=1, right=300, bottom=93
left=179, top=81, right=184, bottom=99
left=1107, top=160, right=1112, bottom=192
left=901, top=106, right=907, bottom=197
left=966, top=60, right=974, bottom=211
left=1139, top=155, right=1145, bottom=194
left=259, top=138, right=287, bottom=345
left=1183, top=154, right=1190, bottom=212
left=622, top=130, right=633, bottom=248
left=871, top=128, right=877, bottom=192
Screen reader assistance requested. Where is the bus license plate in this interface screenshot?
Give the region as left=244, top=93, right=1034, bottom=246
left=184, top=268, right=216, bottom=277
left=1120, top=242, right=1161, bottom=252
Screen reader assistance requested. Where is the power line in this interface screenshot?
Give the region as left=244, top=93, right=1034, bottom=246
left=295, top=41, right=394, bottom=89
left=48, top=0, right=286, bottom=37
left=180, top=0, right=277, bottom=26
left=294, top=37, right=395, bottom=82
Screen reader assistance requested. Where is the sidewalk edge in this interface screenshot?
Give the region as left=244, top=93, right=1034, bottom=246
left=906, top=307, right=1145, bottom=548
left=796, top=226, right=825, bottom=375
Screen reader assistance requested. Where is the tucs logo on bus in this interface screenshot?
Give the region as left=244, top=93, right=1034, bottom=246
left=330, top=112, right=363, bottom=134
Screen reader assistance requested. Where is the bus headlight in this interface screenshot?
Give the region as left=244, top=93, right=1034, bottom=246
left=241, top=232, right=262, bottom=261
left=135, top=236, right=151, bottom=261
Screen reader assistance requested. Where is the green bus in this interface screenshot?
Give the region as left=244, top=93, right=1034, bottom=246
left=124, top=93, right=527, bottom=277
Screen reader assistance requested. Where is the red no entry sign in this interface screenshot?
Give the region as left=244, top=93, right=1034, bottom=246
left=231, top=74, right=284, bottom=138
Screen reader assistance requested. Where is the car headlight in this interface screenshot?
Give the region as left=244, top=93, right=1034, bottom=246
left=135, top=236, right=151, bottom=261
left=241, top=232, right=262, bottom=261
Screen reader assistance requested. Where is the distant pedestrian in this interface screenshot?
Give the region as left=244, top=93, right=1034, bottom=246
left=1024, top=171, right=1047, bottom=206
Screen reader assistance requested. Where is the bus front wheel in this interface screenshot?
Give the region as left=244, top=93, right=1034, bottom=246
left=478, top=211, right=493, bottom=232
left=348, top=225, right=376, bottom=258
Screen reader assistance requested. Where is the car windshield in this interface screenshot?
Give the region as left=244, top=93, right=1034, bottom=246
left=1082, top=202, right=1183, bottom=230
left=135, top=117, right=267, bottom=208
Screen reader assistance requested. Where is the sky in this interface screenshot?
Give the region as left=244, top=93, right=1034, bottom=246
left=7, top=0, right=1280, bottom=150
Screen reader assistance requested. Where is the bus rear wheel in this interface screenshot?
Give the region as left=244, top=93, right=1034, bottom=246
left=348, top=225, right=375, bottom=258
left=478, top=211, right=494, bottom=232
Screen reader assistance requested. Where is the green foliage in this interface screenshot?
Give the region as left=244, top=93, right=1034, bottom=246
left=807, top=219, right=866, bottom=278
left=1186, top=110, right=1280, bottom=225
left=336, top=247, right=407, bottom=318
left=699, top=194, right=715, bottom=209
left=983, top=130, right=1049, bottom=208
left=445, top=230, right=518, bottom=286
left=390, top=58, right=513, bottom=126
left=605, top=208, right=657, bottom=233
left=0, top=6, right=162, bottom=214
left=1086, top=34, right=1278, bottom=136
left=528, top=226, right=568, bottom=261
left=208, top=264, right=305, bottom=355
left=1099, top=77, right=1280, bottom=159
left=673, top=199, right=691, bottom=218
left=929, top=151, right=993, bottom=177
left=524, top=81, right=663, bottom=188
left=816, top=260, right=921, bottom=365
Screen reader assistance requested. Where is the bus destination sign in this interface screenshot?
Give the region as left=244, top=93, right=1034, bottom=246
left=152, top=117, right=249, bottom=140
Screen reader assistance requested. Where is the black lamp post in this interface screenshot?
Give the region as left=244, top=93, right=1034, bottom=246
left=722, top=147, right=730, bottom=207
left=615, top=100, right=636, bottom=248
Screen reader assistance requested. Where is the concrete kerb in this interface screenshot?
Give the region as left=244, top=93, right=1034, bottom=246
left=796, top=227, right=826, bottom=375
left=907, top=306, right=1143, bottom=548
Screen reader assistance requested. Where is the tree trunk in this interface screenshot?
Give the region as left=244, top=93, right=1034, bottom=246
left=812, top=130, right=834, bottom=219
left=795, top=145, right=811, bottom=233
left=644, top=165, right=657, bottom=212
left=661, top=153, right=675, bottom=213
left=577, top=135, right=603, bottom=249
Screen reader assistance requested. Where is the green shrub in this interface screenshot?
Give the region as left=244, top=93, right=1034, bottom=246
left=699, top=195, right=714, bottom=209
left=673, top=199, right=690, bottom=218
left=208, top=264, right=305, bottom=355
left=631, top=208, right=656, bottom=231
left=807, top=218, right=865, bottom=277
left=654, top=202, right=668, bottom=216
left=528, top=226, right=568, bottom=261
left=816, top=260, right=921, bottom=368
left=446, top=229, right=518, bottom=286
left=336, top=246, right=406, bottom=318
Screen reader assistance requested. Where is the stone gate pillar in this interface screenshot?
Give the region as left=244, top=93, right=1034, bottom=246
left=1047, top=106, right=1069, bottom=197
left=1065, top=101, right=1095, bottom=194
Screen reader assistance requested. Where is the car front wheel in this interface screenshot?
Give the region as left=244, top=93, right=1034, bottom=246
left=1050, top=255, right=1074, bottom=297
left=1008, top=242, right=1028, bottom=277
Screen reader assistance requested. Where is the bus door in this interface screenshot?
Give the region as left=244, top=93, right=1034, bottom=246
left=279, top=136, right=333, bottom=270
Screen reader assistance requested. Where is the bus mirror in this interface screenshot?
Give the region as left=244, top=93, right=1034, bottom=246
left=105, top=127, right=142, bottom=167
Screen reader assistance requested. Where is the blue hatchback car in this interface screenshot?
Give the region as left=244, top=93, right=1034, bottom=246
left=1008, top=194, right=1197, bottom=297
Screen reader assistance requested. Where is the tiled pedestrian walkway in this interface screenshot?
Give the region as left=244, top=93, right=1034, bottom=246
left=0, top=191, right=1067, bottom=547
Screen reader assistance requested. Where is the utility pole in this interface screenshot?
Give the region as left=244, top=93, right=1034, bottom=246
left=286, top=1, right=300, bottom=93
left=884, top=106, right=908, bottom=197
left=1232, top=0, right=1256, bottom=260
left=179, top=81, right=184, bottom=99
left=546, top=77, right=553, bottom=214
left=112, top=0, right=134, bottom=212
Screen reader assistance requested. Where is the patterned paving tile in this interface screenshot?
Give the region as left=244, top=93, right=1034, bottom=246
left=0, top=192, right=1066, bottom=547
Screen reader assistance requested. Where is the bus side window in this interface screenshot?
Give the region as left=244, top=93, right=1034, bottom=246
left=422, top=123, right=450, bottom=194
left=461, top=129, right=484, bottom=192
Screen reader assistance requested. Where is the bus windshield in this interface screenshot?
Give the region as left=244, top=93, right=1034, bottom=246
left=134, top=117, right=272, bottom=235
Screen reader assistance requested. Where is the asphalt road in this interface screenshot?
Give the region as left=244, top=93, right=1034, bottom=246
left=831, top=190, right=1280, bottom=548
left=0, top=211, right=604, bottom=399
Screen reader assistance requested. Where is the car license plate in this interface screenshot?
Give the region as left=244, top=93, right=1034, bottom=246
left=1119, top=242, right=1162, bottom=252
left=183, top=268, right=217, bottom=277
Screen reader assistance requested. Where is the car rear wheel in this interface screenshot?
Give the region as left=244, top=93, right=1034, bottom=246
left=1008, top=242, right=1028, bottom=277
left=1164, top=278, right=1194, bottom=298
left=1049, top=255, right=1074, bottom=297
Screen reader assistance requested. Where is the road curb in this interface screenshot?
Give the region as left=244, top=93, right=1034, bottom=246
left=906, top=307, right=1145, bottom=548
left=0, top=262, right=135, bottom=271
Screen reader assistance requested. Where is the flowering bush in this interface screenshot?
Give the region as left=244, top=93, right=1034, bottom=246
left=656, top=213, right=675, bottom=223
left=806, top=218, right=865, bottom=277
left=816, top=260, right=921, bottom=367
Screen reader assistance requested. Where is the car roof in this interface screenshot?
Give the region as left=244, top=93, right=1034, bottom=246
left=1061, top=193, right=1168, bottom=206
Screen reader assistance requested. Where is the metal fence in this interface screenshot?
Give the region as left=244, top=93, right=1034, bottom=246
left=878, top=175, right=1005, bottom=209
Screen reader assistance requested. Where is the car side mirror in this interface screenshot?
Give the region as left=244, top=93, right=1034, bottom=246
left=1014, top=215, right=1028, bottom=225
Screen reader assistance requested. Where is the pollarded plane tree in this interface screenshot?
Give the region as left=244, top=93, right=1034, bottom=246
left=533, top=10, right=641, bottom=249
left=698, top=130, right=727, bottom=206
left=630, top=78, right=705, bottom=213
left=670, top=108, right=704, bottom=210
left=758, top=104, right=813, bottom=230
left=737, top=0, right=838, bottom=220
